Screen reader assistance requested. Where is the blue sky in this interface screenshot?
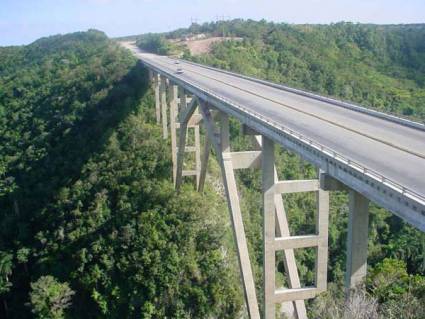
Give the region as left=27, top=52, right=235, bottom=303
left=0, top=0, right=424, bottom=46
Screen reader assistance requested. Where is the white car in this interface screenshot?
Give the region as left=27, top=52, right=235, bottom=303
left=176, top=68, right=184, bottom=74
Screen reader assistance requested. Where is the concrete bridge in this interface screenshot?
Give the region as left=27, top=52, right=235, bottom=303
left=121, top=42, right=425, bottom=319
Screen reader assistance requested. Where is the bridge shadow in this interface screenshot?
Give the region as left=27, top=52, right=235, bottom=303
left=8, top=62, right=149, bottom=218
left=1, top=61, right=150, bottom=317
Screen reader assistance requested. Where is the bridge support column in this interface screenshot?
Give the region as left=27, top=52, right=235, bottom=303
left=252, top=135, right=307, bottom=319
left=262, top=136, right=329, bottom=319
left=175, top=91, right=202, bottom=190
left=160, top=75, right=168, bottom=139
left=320, top=174, right=370, bottom=298
left=194, top=117, right=201, bottom=187
left=169, top=83, right=178, bottom=183
left=345, top=190, right=369, bottom=297
left=199, top=103, right=260, bottom=319
left=154, top=73, right=161, bottom=124
left=262, top=136, right=276, bottom=319
left=198, top=133, right=210, bottom=193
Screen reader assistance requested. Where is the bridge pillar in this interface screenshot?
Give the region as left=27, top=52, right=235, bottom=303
left=174, top=90, right=202, bottom=190
left=262, top=136, right=276, bottom=319
left=262, top=136, right=329, bottom=319
left=253, top=135, right=307, bottom=319
left=198, top=104, right=261, bottom=319
left=345, top=190, right=369, bottom=297
left=169, top=83, right=178, bottom=183
left=320, top=175, right=370, bottom=298
left=198, top=132, right=210, bottom=193
left=194, top=115, right=201, bottom=187
left=154, top=73, right=161, bottom=124
left=160, top=75, right=168, bottom=139
left=195, top=113, right=328, bottom=319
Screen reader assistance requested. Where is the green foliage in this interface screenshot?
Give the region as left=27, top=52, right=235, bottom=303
left=0, top=30, right=241, bottom=318
left=368, top=258, right=425, bottom=303
left=0, top=251, right=13, bottom=295
left=38, top=115, right=241, bottom=318
left=369, top=258, right=410, bottom=300
left=136, top=34, right=174, bottom=55
left=29, top=276, right=74, bottom=319
left=16, top=248, right=30, bottom=264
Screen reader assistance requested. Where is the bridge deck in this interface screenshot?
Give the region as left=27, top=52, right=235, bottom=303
left=124, top=43, right=425, bottom=221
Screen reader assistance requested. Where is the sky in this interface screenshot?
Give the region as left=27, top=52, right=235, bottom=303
left=0, top=0, right=424, bottom=46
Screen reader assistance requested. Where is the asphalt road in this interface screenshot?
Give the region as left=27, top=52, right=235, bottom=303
left=123, top=43, right=425, bottom=198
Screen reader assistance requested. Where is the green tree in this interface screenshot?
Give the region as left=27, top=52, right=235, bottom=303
left=0, top=251, right=13, bottom=315
left=0, top=251, right=13, bottom=295
left=29, top=276, right=74, bottom=319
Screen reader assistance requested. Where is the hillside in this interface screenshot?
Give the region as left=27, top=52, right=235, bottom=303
left=0, top=30, right=241, bottom=318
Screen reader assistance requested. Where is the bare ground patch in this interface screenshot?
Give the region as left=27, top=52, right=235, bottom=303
left=172, top=36, right=242, bottom=55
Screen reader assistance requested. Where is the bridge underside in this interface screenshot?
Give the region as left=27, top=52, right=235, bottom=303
left=148, top=71, right=378, bottom=319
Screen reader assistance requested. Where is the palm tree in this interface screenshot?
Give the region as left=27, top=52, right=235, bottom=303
left=0, top=251, right=13, bottom=318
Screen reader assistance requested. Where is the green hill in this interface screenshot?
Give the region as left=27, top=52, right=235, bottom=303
left=0, top=30, right=241, bottom=318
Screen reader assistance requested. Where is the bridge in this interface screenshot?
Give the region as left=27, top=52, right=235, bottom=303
left=121, top=42, right=425, bottom=319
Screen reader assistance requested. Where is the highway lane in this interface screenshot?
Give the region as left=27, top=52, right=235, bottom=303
left=124, top=44, right=425, bottom=198
left=171, top=58, right=425, bottom=154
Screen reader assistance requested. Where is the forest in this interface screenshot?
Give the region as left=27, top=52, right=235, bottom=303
left=0, top=21, right=424, bottom=318
left=0, top=30, right=241, bottom=318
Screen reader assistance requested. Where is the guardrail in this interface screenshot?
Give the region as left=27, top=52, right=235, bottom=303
left=141, top=58, right=425, bottom=208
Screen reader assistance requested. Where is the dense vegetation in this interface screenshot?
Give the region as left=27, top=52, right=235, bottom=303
left=136, top=34, right=172, bottom=55
left=136, top=33, right=186, bottom=56
left=136, top=20, right=425, bottom=317
left=0, top=30, right=241, bottom=318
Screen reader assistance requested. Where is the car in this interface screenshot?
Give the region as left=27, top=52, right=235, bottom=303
left=174, top=61, right=180, bottom=64
left=176, top=68, right=184, bottom=74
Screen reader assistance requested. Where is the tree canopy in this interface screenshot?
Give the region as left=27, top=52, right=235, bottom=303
left=0, top=30, right=241, bottom=318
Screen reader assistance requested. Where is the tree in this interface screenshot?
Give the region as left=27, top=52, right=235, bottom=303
left=29, top=276, right=74, bottom=319
left=368, top=258, right=410, bottom=301
left=0, top=251, right=13, bottom=316
left=0, top=252, right=13, bottom=295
